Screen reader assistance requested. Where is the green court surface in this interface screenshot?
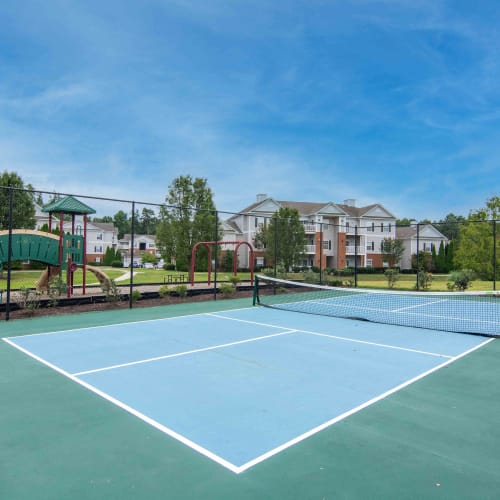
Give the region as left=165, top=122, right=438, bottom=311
left=1, top=298, right=500, bottom=499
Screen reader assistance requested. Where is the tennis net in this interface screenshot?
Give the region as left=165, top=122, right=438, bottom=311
left=253, top=275, right=500, bottom=337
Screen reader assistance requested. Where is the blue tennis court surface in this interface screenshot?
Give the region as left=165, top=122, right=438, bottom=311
left=4, top=306, right=492, bottom=473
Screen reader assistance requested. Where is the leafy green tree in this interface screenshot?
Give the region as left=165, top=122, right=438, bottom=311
left=454, top=196, right=500, bottom=280
left=445, top=240, right=455, bottom=272
left=156, top=176, right=218, bottom=272
left=93, top=216, right=113, bottom=223
left=433, top=213, right=466, bottom=241
left=113, top=210, right=131, bottom=239
left=396, top=218, right=415, bottom=227
left=221, top=250, right=234, bottom=272
left=256, top=208, right=305, bottom=272
left=103, top=247, right=116, bottom=266
left=435, top=241, right=447, bottom=273
left=381, top=238, right=404, bottom=268
left=140, top=208, right=159, bottom=235
left=412, top=251, right=433, bottom=271
left=0, top=171, right=36, bottom=230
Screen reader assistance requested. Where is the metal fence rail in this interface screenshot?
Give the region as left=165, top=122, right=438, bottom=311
left=0, top=186, right=498, bottom=320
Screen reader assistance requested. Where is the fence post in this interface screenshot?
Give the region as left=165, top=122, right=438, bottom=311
left=494, top=219, right=497, bottom=291
left=354, top=225, right=358, bottom=288
left=416, top=223, right=420, bottom=290
left=213, top=210, right=218, bottom=301
left=129, top=201, right=135, bottom=309
left=5, top=187, right=14, bottom=321
left=273, top=216, right=278, bottom=278
left=319, top=222, right=323, bottom=284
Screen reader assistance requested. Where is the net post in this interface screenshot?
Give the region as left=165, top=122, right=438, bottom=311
left=319, top=222, right=323, bottom=284
left=253, top=275, right=259, bottom=305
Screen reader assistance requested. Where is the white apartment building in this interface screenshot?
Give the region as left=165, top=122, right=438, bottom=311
left=396, top=225, right=449, bottom=270
left=223, top=194, right=398, bottom=270
left=118, top=234, right=159, bottom=267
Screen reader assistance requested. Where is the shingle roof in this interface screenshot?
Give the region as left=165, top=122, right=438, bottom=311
left=42, top=196, right=96, bottom=215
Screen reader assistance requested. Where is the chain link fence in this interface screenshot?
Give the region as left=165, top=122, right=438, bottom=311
left=0, top=186, right=498, bottom=320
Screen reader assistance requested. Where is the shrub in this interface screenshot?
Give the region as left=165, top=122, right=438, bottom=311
left=103, top=279, right=122, bottom=304
left=163, top=264, right=176, bottom=271
left=159, top=285, right=171, bottom=298
left=416, top=271, right=433, bottom=290
left=17, top=287, right=42, bottom=315
left=447, top=270, right=475, bottom=291
left=384, top=269, right=400, bottom=289
left=131, top=290, right=142, bottom=302
left=173, top=284, right=188, bottom=297
left=111, top=260, right=123, bottom=268
left=219, top=283, right=235, bottom=296
left=229, top=275, right=241, bottom=287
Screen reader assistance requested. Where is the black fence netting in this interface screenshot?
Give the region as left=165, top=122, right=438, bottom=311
left=0, top=186, right=498, bottom=321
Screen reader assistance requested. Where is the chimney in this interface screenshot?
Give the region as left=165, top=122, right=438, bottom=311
left=344, top=199, right=356, bottom=207
left=256, top=194, right=268, bottom=203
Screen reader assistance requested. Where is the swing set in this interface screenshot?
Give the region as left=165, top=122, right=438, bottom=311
left=190, top=241, right=254, bottom=286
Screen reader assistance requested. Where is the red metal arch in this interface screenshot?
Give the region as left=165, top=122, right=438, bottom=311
left=190, top=241, right=254, bottom=286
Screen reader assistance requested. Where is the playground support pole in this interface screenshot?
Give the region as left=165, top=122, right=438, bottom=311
left=5, top=187, right=14, bottom=321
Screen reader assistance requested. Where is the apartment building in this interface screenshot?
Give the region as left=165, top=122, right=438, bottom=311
left=118, top=234, right=159, bottom=267
left=223, top=194, right=397, bottom=270
left=396, top=225, right=449, bottom=270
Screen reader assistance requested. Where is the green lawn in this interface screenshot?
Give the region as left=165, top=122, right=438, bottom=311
left=1, top=268, right=254, bottom=290
left=1, top=267, right=496, bottom=292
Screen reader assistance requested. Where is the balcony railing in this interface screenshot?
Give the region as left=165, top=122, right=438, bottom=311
left=303, top=224, right=317, bottom=233
left=345, top=245, right=364, bottom=254
left=305, top=245, right=316, bottom=253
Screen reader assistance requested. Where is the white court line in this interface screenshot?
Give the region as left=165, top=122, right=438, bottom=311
left=73, top=329, right=297, bottom=376
left=391, top=299, right=449, bottom=312
left=2, top=337, right=241, bottom=474
left=207, top=313, right=453, bottom=358
left=1, top=306, right=255, bottom=339
left=235, top=336, right=495, bottom=473
left=2, top=323, right=494, bottom=475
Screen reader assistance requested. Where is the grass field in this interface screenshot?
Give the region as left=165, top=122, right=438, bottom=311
left=1, top=268, right=496, bottom=292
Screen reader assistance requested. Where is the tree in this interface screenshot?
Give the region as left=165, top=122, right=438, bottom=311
left=433, top=213, right=466, bottom=241
left=396, top=218, right=415, bottom=227
left=454, top=196, right=500, bottom=280
left=113, top=210, right=130, bottom=239
left=156, top=176, right=218, bottom=272
left=412, top=251, right=432, bottom=271
left=380, top=238, right=404, bottom=268
left=435, top=241, right=447, bottom=273
left=256, top=208, right=305, bottom=272
left=140, top=208, right=159, bottom=235
left=0, top=171, right=36, bottom=230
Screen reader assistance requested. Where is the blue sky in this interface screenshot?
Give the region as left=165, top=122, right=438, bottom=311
left=1, top=0, right=499, bottom=220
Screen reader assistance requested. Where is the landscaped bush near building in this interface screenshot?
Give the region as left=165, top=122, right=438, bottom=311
left=447, top=270, right=475, bottom=291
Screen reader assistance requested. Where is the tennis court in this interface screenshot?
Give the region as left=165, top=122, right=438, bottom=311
left=2, top=286, right=500, bottom=499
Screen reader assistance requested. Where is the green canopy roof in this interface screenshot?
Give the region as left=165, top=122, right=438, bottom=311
left=41, top=196, right=96, bottom=215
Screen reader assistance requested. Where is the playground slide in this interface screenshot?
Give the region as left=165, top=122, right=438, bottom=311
left=35, top=266, right=61, bottom=292
left=86, top=265, right=112, bottom=290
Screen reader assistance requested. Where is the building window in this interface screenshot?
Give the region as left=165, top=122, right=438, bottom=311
left=139, top=242, right=146, bottom=251
left=380, top=223, right=384, bottom=232
left=97, top=233, right=103, bottom=240
left=366, top=259, right=373, bottom=267
left=94, top=246, right=102, bottom=253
